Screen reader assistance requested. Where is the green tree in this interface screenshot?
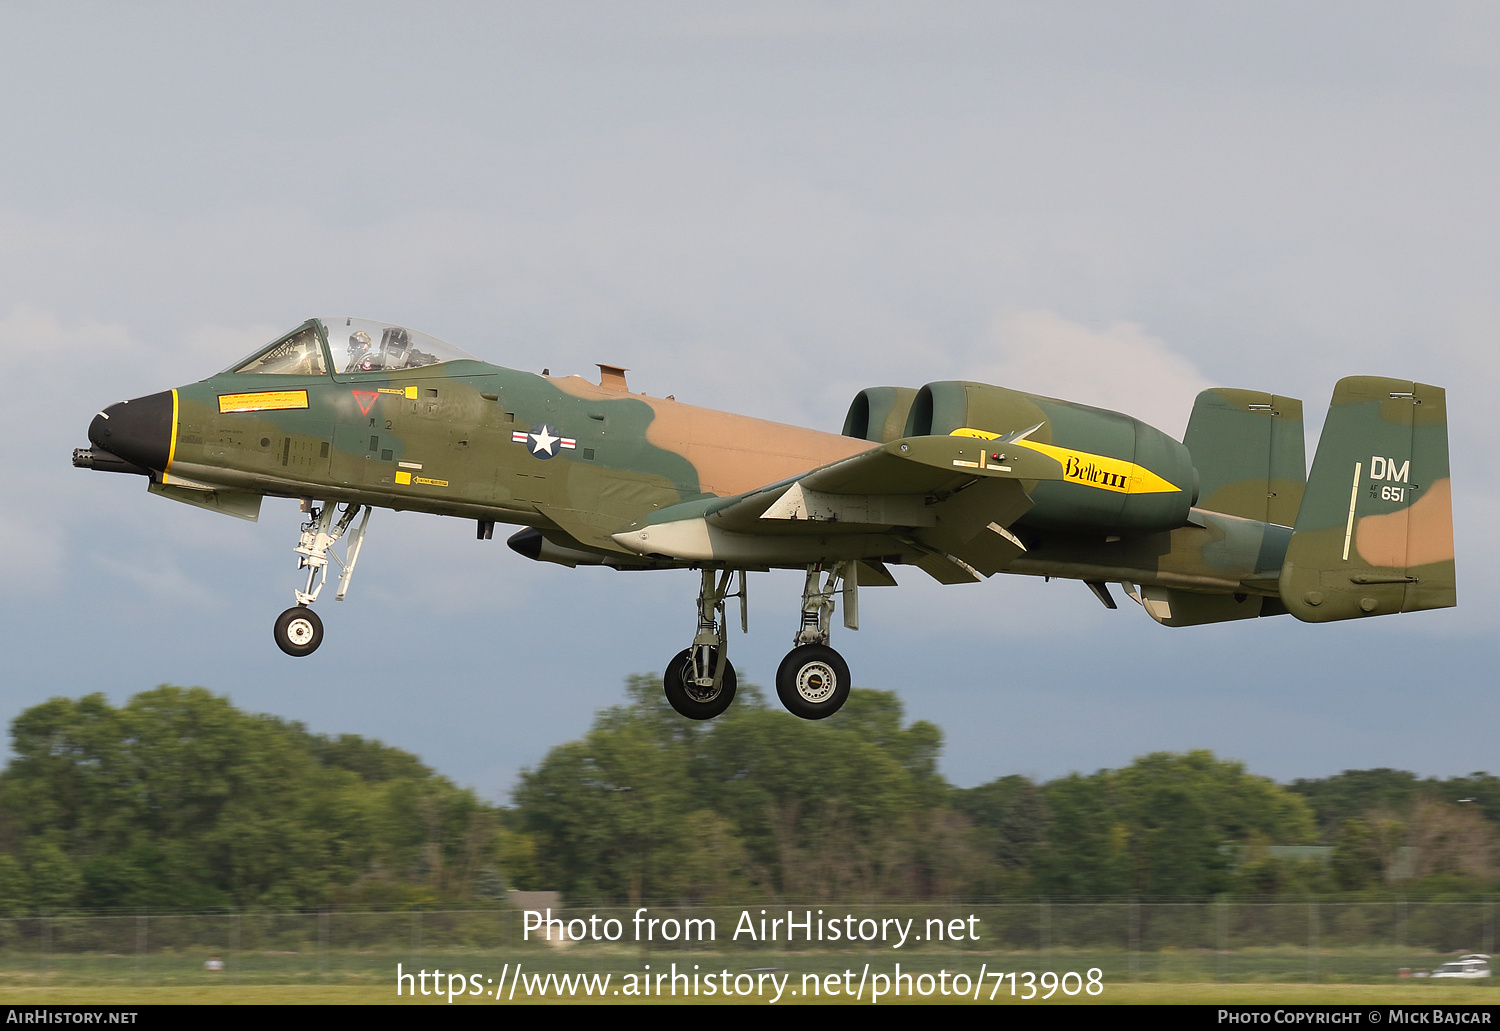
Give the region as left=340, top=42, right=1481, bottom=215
left=0, top=686, right=503, bottom=911
left=1032, top=752, right=1316, bottom=897
left=1117, top=751, right=1315, bottom=896
left=1032, top=772, right=1132, bottom=896
left=514, top=676, right=954, bottom=902
left=954, top=775, right=1047, bottom=870
left=1288, top=768, right=1424, bottom=840
left=1331, top=818, right=1382, bottom=890
left=512, top=692, right=702, bottom=902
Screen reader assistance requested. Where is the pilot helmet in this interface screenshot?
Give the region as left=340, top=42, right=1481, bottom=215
left=348, top=330, right=372, bottom=357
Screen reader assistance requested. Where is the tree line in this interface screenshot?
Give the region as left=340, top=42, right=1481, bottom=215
left=0, top=681, right=1494, bottom=912
left=0, top=687, right=512, bottom=912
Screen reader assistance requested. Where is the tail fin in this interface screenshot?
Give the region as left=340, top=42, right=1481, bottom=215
left=1279, top=377, right=1455, bottom=622
left=1184, top=387, right=1306, bottom=525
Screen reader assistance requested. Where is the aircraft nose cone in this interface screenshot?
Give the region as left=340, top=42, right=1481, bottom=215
left=88, top=390, right=174, bottom=472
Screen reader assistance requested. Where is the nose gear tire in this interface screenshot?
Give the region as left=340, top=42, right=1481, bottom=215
left=274, top=606, right=324, bottom=657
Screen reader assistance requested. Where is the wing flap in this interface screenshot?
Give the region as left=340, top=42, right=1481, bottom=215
left=912, top=478, right=1033, bottom=576
left=913, top=551, right=984, bottom=584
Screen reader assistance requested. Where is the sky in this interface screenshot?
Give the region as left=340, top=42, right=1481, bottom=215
left=2, top=2, right=1496, bottom=801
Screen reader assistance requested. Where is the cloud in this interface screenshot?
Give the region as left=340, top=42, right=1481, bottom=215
left=1427, top=1, right=1500, bottom=72
left=668, top=1, right=953, bottom=39
left=0, top=510, right=65, bottom=594
left=181, top=321, right=289, bottom=371
left=971, top=310, right=1213, bottom=438
left=0, top=303, right=138, bottom=388
left=93, top=553, right=221, bottom=610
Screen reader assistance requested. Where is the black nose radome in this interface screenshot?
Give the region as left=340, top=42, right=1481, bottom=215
left=88, top=390, right=173, bottom=472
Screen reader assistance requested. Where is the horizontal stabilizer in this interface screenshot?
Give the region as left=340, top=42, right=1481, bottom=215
left=1184, top=388, right=1305, bottom=525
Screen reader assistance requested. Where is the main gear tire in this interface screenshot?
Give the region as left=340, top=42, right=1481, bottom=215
left=274, top=606, right=324, bottom=657
left=663, top=648, right=737, bottom=720
left=776, top=644, right=850, bottom=720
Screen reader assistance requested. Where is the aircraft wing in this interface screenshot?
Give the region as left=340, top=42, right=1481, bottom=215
left=612, top=435, right=1067, bottom=581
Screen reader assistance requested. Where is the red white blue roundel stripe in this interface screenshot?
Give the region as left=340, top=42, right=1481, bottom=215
left=512, top=424, right=576, bottom=459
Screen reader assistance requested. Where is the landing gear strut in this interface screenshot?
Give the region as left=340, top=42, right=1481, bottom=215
left=776, top=563, right=856, bottom=720
left=273, top=500, right=370, bottom=657
left=660, top=563, right=859, bottom=722
left=662, top=568, right=744, bottom=719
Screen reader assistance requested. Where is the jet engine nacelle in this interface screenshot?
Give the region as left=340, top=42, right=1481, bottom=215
left=842, top=386, right=920, bottom=443
left=846, top=380, right=1198, bottom=534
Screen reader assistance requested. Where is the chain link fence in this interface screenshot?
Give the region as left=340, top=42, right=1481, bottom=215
left=0, top=900, right=1494, bottom=987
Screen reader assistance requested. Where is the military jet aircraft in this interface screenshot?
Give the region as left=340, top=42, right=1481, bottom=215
left=75, top=317, right=1455, bottom=721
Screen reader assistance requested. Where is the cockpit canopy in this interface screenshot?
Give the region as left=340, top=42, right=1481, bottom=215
left=229, top=318, right=478, bottom=376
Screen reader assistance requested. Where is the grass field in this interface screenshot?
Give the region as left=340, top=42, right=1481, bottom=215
left=0, top=944, right=1481, bottom=986
left=9, top=904, right=1493, bottom=1004
left=4, top=939, right=1496, bottom=1005
left=1, top=983, right=1498, bottom=1005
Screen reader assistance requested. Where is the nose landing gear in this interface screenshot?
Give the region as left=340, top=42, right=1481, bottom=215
left=272, top=500, right=370, bottom=657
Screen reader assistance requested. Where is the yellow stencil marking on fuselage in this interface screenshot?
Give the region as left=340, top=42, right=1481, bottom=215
left=217, top=390, right=309, bottom=414
left=163, top=388, right=180, bottom=484
left=951, top=428, right=1179, bottom=495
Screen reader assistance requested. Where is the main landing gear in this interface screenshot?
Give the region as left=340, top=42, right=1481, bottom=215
left=273, top=500, right=371, bottom=657
left=661, top=562, right=858, bottom=721
left=662, top=569, right=744, bottom=719
left=776, top=564, right=855, bottom=720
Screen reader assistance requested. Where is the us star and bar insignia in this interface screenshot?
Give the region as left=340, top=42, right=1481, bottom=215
left=513, top=424, right=576, bottom=459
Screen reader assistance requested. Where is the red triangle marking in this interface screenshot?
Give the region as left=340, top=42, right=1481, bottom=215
left=352, top=390, right=378, bottom=415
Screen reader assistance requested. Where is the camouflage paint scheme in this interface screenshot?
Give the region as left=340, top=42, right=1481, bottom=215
left=78, top=318, right=1456, bottom=638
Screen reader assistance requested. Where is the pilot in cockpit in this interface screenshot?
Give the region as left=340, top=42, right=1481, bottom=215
left=345, top=330, right=376, bottom=372
left=344, top=325, right=439, bottom=373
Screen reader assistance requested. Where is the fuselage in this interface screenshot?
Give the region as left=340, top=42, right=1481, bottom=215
left=81, top=318, right=1290, bottom=596
left=74, top=321, right=1457, bottom=678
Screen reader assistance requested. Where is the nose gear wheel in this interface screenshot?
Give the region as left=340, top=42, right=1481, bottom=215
left=274, top=606, right=324, bottom=657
